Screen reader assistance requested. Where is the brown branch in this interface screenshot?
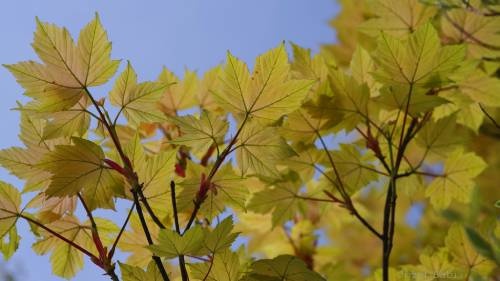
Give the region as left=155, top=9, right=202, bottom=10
left=315, top=132, right=383, bottom=240
left=479, top=103, right=500, bottom=129
left=131, top=189, right=171, bottom=281
left=443, top=12, right=500, bottom=50
left=171, top=181, right=189, bottom=281
left=108, top=202, right=135, bottom=260
left=183, top=114, right=249, bottom=234
left=84, top=87, right=169, bottom=280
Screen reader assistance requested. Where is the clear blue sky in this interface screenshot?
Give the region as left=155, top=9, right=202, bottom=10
left=0, top=1, right=337, bottom=280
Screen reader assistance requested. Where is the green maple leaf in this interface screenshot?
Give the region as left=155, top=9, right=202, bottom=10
left=167, top=110, right=228, bottom=154
left=426, top=148, right=487, bottom=209
left=247, top=182, right=301, bottom=227
left=38, top=138, right=122, bottom=210
left=359, top=0, right=437, bottom=37
left=0, top=182, right=21, bottom=239
left=109, top=62, right=169, bottom=126
left=212, top=43, right=314, bottom=123
left=4, top=14, right=119, bottom=113
left=178, top=164, right=248, bottom=220
left=203, top=216, right=239, bottom=254
left=119, top=261, right=162, bottom=281
left=189, top=249, right=242, bottom=281
left=373, top=23, right=465, bottom=87
left=244, top=255, right=325, bottom=281
left=236, top=120, right=296, bottom=178
left=148, top=226, right=204, bottom=259
left=446, top=224, right=496, bottom=276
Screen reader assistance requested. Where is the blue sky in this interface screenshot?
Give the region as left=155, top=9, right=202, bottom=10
left=0, top=1, right=337, bottom=280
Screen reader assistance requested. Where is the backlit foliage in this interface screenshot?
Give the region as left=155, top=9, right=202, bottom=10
left=0, top=1, right=499, bottom=280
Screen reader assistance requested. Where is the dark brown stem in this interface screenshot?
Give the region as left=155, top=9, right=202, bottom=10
left=171, top=181, right=189, bottom=281
left=479, top=103, right=500, bottom=129
left=316, top=132, right=383, bottom=240
left=460, top=0, right=500, bottom=16
left=132, top=189, right=171, bottom=281
left=201, top=256, right=215, bottom=281
left=108, top=202, right=135, bottom=259
left=13, top=212, right=97, bottom=260
left=200, top=144, right=216, bottom=166
left=136, top=187, right=166, bottom=229
left=183, top=115, right=249, bottom=234
left=443, top=12, right=500, bottom=50
left=382, top=85, right=418, bottom=281
left=77, top=193, right=98, bottom=233
left=84, top=86, right=170, bottom=280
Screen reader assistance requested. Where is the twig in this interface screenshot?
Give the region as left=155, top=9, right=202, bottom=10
left=132, top=189, right=171, bottom=281
left=171, top=181, right=189, bottom=281
left=443, top=12, right=500, bottom=50
left=479, top=103, right=500, bottom=129
left=108, top=202, right=135, bottom=259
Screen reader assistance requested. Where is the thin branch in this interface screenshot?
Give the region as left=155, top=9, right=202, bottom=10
left=12, top=212, right=97, bottom=260
left=183, top=114, right=249, bottom=234
left=136, top=186, right=166, bottom=229
left=132, top=189, right=171, bottom=281
left=294, top=195, right=340, bottom=203
left=315, top=132, right=383, bottom=240
left=171, top=181, right=189, bottom=281
left=443, top=12, right=500, bottom=50
left=479, top=103, right=500, bottom=129
left=460, top=0, right=500, bottom=16
left=84, top=86, right=169, bottom=280
left=78, top=193, right=98, bottom=231
left=201, top=256, right=215, bottom=281
left=108, top=202, right=135, bottom=260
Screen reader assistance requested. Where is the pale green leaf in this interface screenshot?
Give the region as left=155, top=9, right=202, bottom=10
left=189, top=249, right=242, bottom=281
left=0, top=182, right=21, bottom=239
left=247, top=182, right=300, bottom=227
left=77, top=13, right=120, bottom=86
left=236, top=120, right=296, bottom=178
left=244, top=255, right=325, bottom=281
left=373, top=23, right=465, bottom=86
left=178, top=164, right=248, bottom=220
left=204, top=216, right=238, bottom=254
left=426, top=149, right=487, bottom=209
left=213, top=44, right=313, bottom=123
left=167, top=111, right=228, bottom=154
left=38, top=138, right=121, bottom=210
left=119, top=261, right=162, bottom=281
left=148, top=226, right=204, bottom=259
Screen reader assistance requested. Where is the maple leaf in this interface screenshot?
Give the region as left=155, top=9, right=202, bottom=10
left=359, top=0, right=437, bottom=36
left=38, top=138, right=122, bottom=210
left=441, top=7, right=500, bottom=58
left=158, top=67, right=198, bottom=115
left=243, top=255, right=325, bottom=281
left=119, top=261, right=163, bottom=281
left=212, top=43, right=314, bottom=123
left=109, top=62, right=169, bottom=126
left=373, top=23, right=465, bottom=87
left=247, top=182, right=301, bottom=227
left=32, top=216, right=91, bottom=279
left=4, top=14, right=119, bottom=113
left=445, top=224, right=496, bottom=276
left=0, top=182, right=21, bottom=239
left=177, top=164, right=248, bottom=220
left=148, top=226, right=205, bottom=259
left=189, top=249, right=242, bottom=281
left=236, top=120, right=296, bottom=178
left=167, top=110, right=228, bottom=154
left=426, top=148, right=486, bottom=209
